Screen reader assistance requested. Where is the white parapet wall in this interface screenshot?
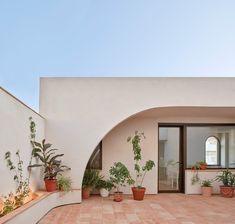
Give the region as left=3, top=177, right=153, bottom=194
left=185, top=169, right=235, bottom=194
left=0, top=87, right=45, bottom=195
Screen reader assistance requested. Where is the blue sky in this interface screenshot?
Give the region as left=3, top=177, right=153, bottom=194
left=1, top=0, right=235, bottom=110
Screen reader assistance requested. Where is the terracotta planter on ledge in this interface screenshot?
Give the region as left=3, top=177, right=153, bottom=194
left=200, top=164, right=207, bottom=170
left=114, top=192, right=123, bottom=202
left=132, top=187, right=146, bottom=201
left=44, top=179, right=57, bottom=192
left=220, top=186, right=234, bottom=198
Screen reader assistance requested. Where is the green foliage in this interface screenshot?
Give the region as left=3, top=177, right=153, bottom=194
left=191, top=172, right=200, bottom=185
left=96, top=179, right=113, bottom=191
left=28, top=139, right=70, bottom=180
left=201, top=179, right=212, bottom=187
left=4, top=150, right=30, bottom=207
left=57, top=176, right=72, bottom=192
left=109, top=162, right=134, bottom=192
left=0, top=194, right=15, bottom=217
left=127, top=131, right=155, bottom=188
left=82, top=169, right=102, bottom=188
left=29, top=116, right=36, bottom=148
left=215, top=169, right=235, bottom=187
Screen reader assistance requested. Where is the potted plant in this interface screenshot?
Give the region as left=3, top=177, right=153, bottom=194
left=215, top=169, right=235, bottom=198
left=127, top=131, right=155, bottom=201
left=109, top=162, right=134, bottom=202
left=201, top=179, right=213, bottom=197
left=57, top=176, right=72, bottom=192
left=198, top=161, right=207, bottom=170
left=82, top=169, right=101, bottom=199
left=29, top=139, right=70, bottom=192
left=96, top=179, right=113, bottom=197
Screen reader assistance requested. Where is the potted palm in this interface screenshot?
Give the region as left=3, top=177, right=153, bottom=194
left=28, top=139, right=70, bottom=192
left=201, top=179, right=213, bottom=197
left=127, top=131, right=155, bottom=201
left=96, top=179, right=113, bottom=197
left=109, top=162, right=134, bottom=202
left=215, top=169, right=235, bottom=198
left=82, top=169, right=101, bottom=199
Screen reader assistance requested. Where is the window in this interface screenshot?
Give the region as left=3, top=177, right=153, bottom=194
left=186, top=126, right=235, bottom=168
left=86, top=142, right=102, bottom=169
left=205, top=136, right=220, bottom=166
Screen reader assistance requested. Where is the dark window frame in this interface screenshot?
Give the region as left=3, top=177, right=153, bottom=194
left=159, top=123, right=235, bottom=170
left=205, top=136, right=221, bottom=167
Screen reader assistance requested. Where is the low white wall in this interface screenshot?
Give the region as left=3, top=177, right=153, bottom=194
left=1, top=190, right=81, bottom=224
left=0, top=88, right=45, bottom=195
left=102, top=117, right=158, bottom=194
left=185, top=170, right=235, bottom=194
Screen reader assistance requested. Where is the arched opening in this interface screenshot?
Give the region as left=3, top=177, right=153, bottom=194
left=81, top=106, right=235, bottom=199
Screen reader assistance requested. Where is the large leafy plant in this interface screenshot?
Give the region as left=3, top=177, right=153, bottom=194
left=109, top=162, right=134, bottom=192
left=29, top=139, right=70, bottom=180
left=127, top=131, right=155, bottom=188
left=215, top=169, right=235, bottom=187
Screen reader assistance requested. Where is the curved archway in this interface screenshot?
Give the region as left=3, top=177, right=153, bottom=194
left=82, top=106, right=235, bottom=199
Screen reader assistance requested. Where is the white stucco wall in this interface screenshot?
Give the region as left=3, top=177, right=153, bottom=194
left=39, top=77, right=235, bottom=195
left=102, top=117, right=158, bottom=194
left=0, top=88, right=45, bottom=196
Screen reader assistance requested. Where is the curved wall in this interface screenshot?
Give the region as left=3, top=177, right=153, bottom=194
left=39, top=77, right=235, bottom=197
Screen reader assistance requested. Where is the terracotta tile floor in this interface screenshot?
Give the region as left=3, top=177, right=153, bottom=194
left=38, top=194, right=235, bottom=224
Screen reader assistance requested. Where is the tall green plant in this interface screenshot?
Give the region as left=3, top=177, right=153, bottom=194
left=28, top=139, right=70, bottom=179
left=127, top=131, right=155, bottom=188
left=4, top=150, right=30, bottom=207
left=109, top=162, right=134, bottom=192
left=215, top=169, right=235, bottom=187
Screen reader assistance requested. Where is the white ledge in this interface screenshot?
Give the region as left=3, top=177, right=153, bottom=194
left=0, top=190, right=81, bottom=224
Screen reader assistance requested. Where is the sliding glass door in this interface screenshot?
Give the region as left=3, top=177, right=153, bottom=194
left=158, top=126, right=184, bottom=192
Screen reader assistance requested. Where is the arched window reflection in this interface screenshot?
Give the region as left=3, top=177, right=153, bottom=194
left=205, top=136, right=220, bottom=165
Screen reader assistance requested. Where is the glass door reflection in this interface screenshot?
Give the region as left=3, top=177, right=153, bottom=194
left=159, top=127, right=180, bottom=191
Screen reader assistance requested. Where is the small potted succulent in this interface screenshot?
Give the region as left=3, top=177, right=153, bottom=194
left=127, top=131, right=155, bottom=201
left=109, top=162, right=134, bottom=202
left=82, top=169, right=101, bottom=199
left=215, top=169, right=235, bottom=198
left=57, top=176, right=72, bottom=192
left=201, top=179, right=213, bottom=197
left=28, top=139, right=70, bottom=192
left=96, top=179, right=113, bottom=197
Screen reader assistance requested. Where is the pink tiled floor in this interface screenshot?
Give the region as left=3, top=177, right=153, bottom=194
left=38, top=194, right=235, bottom=224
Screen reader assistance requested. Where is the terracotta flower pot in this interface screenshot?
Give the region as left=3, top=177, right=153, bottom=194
left=220, top=186, right=234, bottom=198
left=132, top=187, right=146, bottom=201
left=114, top=192, right=123, bottom=202
left=201, top=186, right=212, bottom=197
left=200, top=164, right=207, bottom=170
left=82, top=187, right=92, bottom=199
left=44, top=179, right=57, bottom=192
